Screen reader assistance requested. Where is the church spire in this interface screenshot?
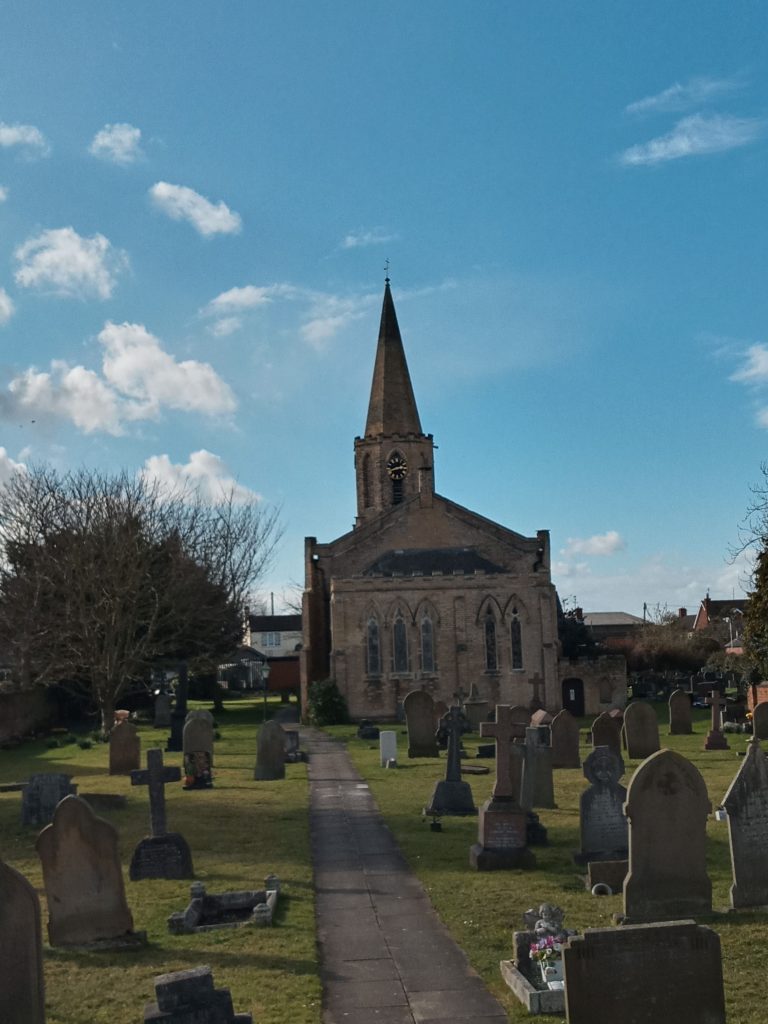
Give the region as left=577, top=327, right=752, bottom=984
left=364, top=279, right=423, bottom=437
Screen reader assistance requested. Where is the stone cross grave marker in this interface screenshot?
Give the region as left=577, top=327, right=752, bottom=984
left=722, top=735, right=768, bottom=908
left=623, top=749, right=712, bottom=923
left=403, top=688, right=439, bottom=757
left=424, top=706, right=476, bottom=816
left=36, top=795, right=141, bottom=947
left=591, top=711, right=621, bottom=757
left=527, top=672, right=545, bottom=712
left=668, top=688, right=692, bottom=735
left=109, top=720, right=141, bottom=775
left=379, top=730, right=397, bottom=767
left=21, top=772, right=77, bottom=827
left=550, top=708, right=581, bottom=768
left=704, top=692, right=729, bottom=750
left=575, top=745, right=627, bottom=865
left=130, top=748, right=193, bottom=880
left=254, top=720, right=286, bottom=780
left=752, top=700, right=768, bottom=741
left=183, top=714, right=215, bottom=788
left=622, top=702, right=660, bottom=759
left=0, top=856, right=45, bottom=1024
left=143, top=965, right=253, bottom=1023
left=521, top=726, right=556, bottom=809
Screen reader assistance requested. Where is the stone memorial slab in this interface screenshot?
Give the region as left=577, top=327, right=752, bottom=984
left=722, top=735, right=768, bottom=908
left=0, top=857, right=45, bottom=1024
left=144, top=965, right=252, bottom=1023
left=668, top=688, right=693, bottom=735
left=379, top=730, right=397, bottom=767
left=282, top=725, right=304, bottom=762
left=356, top=719, right=380, bottom=740
left=183, top=715, right=214, bottom=788
left=21, top=772, right=77, bottom=827
left=752, top=700, right=768, bottom=741
left=704, top=693, right=729, bottom=750
left=587, top=859, right=628, bottom=895
left=550, top=708, right=581, bottom=768
left=424, top=706, right=476, bottom=816
left=130, top=748, right=193, bottom=881
left=254, top=720, right=286, bottom=780
left=109, top=720, right=141, bottom=775
left=591, top=711, right=621, bottom=757
left=624, top=749, right=711, bottom=923
left=575, top=745, right=627, bottom=864
left=36, top=795, right=142, bottom=947
left=521, top=726, right=556, bottom=809
left=403, top=689, right=439, bottom=757
left=462, top=683, right=489, bottom=731
left=622, top=701, right=660, bottom=759
left=562, top=920, right=725, bottom=1024
left=154, top=693, right=173, bottom=728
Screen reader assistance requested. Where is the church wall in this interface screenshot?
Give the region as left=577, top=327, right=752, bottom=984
left=557, top=655, right=628, bottom=716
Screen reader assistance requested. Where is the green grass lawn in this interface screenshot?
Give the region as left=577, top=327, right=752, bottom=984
left=326, top=707, right=768, bottom=1024
left=0, top=700, right=322, bottom=1024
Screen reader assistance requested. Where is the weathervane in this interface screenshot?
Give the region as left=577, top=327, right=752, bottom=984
left=384, top=257, right=390, bottom=283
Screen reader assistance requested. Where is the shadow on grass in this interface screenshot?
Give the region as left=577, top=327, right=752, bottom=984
left=45, top=944, right=319, bottom=975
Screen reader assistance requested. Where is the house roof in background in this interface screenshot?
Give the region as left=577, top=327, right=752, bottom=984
left=248, top=614, right=302, bottom=632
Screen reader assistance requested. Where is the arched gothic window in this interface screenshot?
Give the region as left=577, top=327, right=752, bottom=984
left=366, top=617, right=381, bottom=676
left=420, top=614, right=435, bottom=673
left=392, top=612, right=409, bottom=673
left=510, top=608, right=523, bottom=670
left=484, top=610, right=498, bottom=671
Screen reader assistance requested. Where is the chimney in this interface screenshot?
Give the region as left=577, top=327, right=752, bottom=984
left=678, top=607, right=687, bottom=619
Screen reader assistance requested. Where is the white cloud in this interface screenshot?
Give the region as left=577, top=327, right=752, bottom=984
left=0, top=122, right=49, bottom=156
left=149, top=182, right=241, bottom=237
left=141, top=450, right=258, bottom=503
left=300, top=292, right=374, bottom=349
left=626, top=76, right=742, bottom=116
left=0, top=447, right=27, bottom=483
left=341, top=229, right=396, bottom=249
left=563, top=531, right=626, bottom=557
left=0, top=185, right=8, bottom=202
left=203, top=283, right=297, bottom=315
left=0, top=288, right=14, bottom=326
left=9, top=362, right=124, bottom=434
left=619, top=114, right=763, bottom=166
left=208, top=316, right=242, bottom=337
left=731, top=344, right=768, bottom=384
left=14, top=227, right=128, bottom=299
left=89, top=122, right=143, bottom=164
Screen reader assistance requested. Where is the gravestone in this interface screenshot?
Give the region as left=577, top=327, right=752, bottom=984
left=0, top=857, right=45, bottom=1024
left=722, top=735, right=768, bottom=908
left=254, top=720, right=286, bottom=780
left=752, top=700, right=768, bottom=740
left=668, top=688, right=692, bottom=735
left=130, top=748, right=193, bottom=881
left=527, top=672, right=546, bottom=713
left=379, top=730, right=397, bottom=767
left=591, top=711, right=621, bottom=757
left=704, top=693, right=729, bottom=750
left=462, top=683, right=489, bottom=731
left=154, top=693, right=173, bottom=728
left=575, top=746, right=627, bottom=864
left=356, top=719, right=380, bottom=740
left=520, top=727, right=555, bottom=809
left=21, top=772, right=77, bottom=827
left=109, top=720, right=141, bottom=775
left=550, top=709, right=581, bottom=768
left=403, top=689, right=439, bottom=757
left=283, top=725, right=304, bottom=762
left=424, top=706, right=476, bottom=816
left=144, top=966, right=252, bottom=1023
left=563, top=920, right=725, bottom=1024
left=624, top=749, right=712, bottom=923
left=470, top=705, right=535, bottom=870
left=530, top=708, right=553, bottom=727
left=622, top=702, right=660, bottom=759
left=183, top=714, right=214, bottom=788
left=36, top=795, right=140, bottom=946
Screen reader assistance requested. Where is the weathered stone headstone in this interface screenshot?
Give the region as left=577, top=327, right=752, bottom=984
left=470, top=705, right=535, bottom=870
left=562, top=920, right=725, bottom=1024
left=704, top=692, right=729, bottom=750
left=109, top=720, right=141, bottom=775
left=462, top=683, right=489, bottom=731
left=36, top=795, right=140, bottom=946
left=0, top=857, right=45, bottom=1024
left=403, top=689, right=439, bottom=757
left=622, top=701, right=660, bottom=759
left=143, top=965, right=253, bottom=1023
left=624, top=749, right=712, bottom=922
left=521, top=727, right=556, bottom=809
left=591, top=711, right=621, bottom=757
left=183, top=714, right=214, bottom=788
left=254, top=720, right=286, bottom=780
left=575, top=745, right=627, bottom=864
left=154, top=693, right=173, bottom=728
left=21, top=772, right=77, bottom=827
left=550, top=708, right=581, bottom=768
left=752, top=700, right=768, bottom=740
left=379, top=730, right=397, bottom=767
left=722, top=735, right=768, bottom=908
left=130, top=748, right=193, bottom=881
left=356, top=719, right=380, bottom=740
left=424, top=707, right=476, bottom=816
left=668, top=688, right=692, bottom=735
left=529, top=708, right=553, bottom=727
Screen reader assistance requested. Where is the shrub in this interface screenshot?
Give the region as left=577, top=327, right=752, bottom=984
left=46, top=738, right=60, bottom=749
left=78, top=739, right=93, bottom=750
left=307, top=679, right=349, bottom=726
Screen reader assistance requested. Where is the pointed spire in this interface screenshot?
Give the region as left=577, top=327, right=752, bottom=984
left=364, top=280, right=423, bottom=437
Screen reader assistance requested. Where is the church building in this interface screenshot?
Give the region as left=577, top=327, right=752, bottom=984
left=301, top=280, right=617, bottom=720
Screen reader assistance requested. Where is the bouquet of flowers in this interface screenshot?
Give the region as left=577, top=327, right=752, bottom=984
left=529, top=935, right=562, bottom=962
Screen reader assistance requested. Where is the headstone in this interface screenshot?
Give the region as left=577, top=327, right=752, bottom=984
left=0, top=857, right=45, bottom=1024
left=521, top=727, right=556, bottom=809
left=356, top=719, right=380, bottom=740
left=130, top=749, right=193, bottom=881
left=424, top=707, right=476, bottom=816
left=527, top=672, right=546, bottom=712
left=530, top=708, right=553, bottom=727
left=183, top=714, right=214, bottom=788
left=624, top=749, right=712, bottom=923
left=587, top=859, right=628, bottom=895
left=143, top=966, right=252, bottom=1023
left=36, top=795, right=139, bottom=946
left=403, top=689, right=439, bottom=757
left=379, top=730, right=397, bottom=767
left=704, top=693, right=729, bottom=750
left=470, top=705, right=535, bottom=870
left=21, top=773, right=77, bottom=827
left=575, top=746, right=627, bottom=864
left=722, top=735, right=768, bottom=908
left=254, top=720, right=286, bottom=780
left=550, top=709, right=581, bottom=768
left=752, top=700, right=768, bottom=740
left=185, top=709, right=215, bottom=726
left=668, top=688, right=692, bottom=735
left=283, top=725, right=304, bottom=762
left=562, top=920, right=725, bottom=1024
left=154, top=693, right=173, bottom=728
left=462, top=683, right=489, bottom=731
left=591, top=711, right=621, bottom=757
left=622, top=702, right=660, bottom=759
left=109, top=720, right=141, bottom=775
left=433, top=699, right=448, bottom=724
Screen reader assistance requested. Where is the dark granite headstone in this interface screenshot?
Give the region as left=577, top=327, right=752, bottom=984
left=752, top=700, right=768, bottom=741
left=550, top=708, right=581, bottom=768
left=668, top=689, right=692, bottom=735
left=404, top=689, right=439, bottom=757
left=0, top=856, right=45, bottom=1024
left=591, top=711, right=621, bottom=757
left=144, top=966, right=252, bottom=1023
left=357, top=719, right=380, bottom=740
left=154, top=693, right=173, bottom=728
left=21, top=773, right=77, bottom=827
left=722, top=736, right=768, bottom=908
left=424, top=707, right=476, bottom=815
left=109, top=720, right=141, bottom=775
left=254, top=720, right=286, bottom=780
left=575, top=746, right=627, bottom=864
left=130, top=748, right=193, bottom=881
left=622, top=702, right=660, bottom=759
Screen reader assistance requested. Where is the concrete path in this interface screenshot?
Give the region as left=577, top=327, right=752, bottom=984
left=306, top=729, right=509, bottom=1024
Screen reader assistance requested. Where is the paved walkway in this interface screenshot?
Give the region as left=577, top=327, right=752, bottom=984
left=306, top=729, right=508, bottom=1024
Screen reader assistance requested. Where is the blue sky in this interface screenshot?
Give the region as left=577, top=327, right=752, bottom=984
left=1, top=2, right=767, bottom=616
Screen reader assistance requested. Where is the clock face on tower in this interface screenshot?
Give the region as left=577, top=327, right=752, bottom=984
left=386, top=452, right=408, bottom=480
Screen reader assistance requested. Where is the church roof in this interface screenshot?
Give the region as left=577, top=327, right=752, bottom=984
left=362, top=546, right=505, bottom=577
left=364, top=280, right=423, bottom=437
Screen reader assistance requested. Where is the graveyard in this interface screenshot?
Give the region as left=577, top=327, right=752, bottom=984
left=2, top=697, right=768, bottom=1022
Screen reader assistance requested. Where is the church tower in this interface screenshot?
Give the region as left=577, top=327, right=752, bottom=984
left=354, top=279, right=435, bottom=523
